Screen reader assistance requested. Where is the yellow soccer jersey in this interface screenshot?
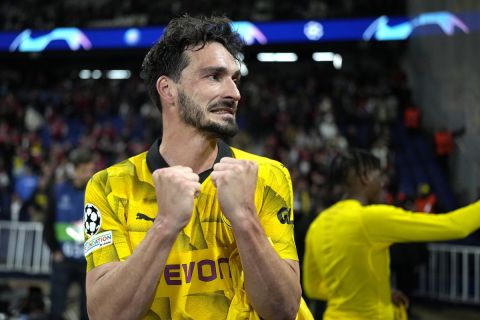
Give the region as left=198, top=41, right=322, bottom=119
left=303, top=199, right=480, bottom=320
left=84, top=139, right=300, bottom=319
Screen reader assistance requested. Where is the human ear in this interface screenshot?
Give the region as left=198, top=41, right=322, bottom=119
left=359, top=170, right=370, bottom=186
left=156, top=76, right=176, bottom=106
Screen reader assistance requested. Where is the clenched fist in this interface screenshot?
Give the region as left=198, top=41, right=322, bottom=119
left=210, top=157, right=258, bottom=226
left=152, top=166, right=201, bottom=231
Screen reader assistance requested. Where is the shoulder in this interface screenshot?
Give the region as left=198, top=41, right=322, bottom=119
left=231, top=147, right=290, bottom=178
left=361, top=204, right=409, bottom=223
left=89, top=151, right=148, bottom=188
left=309, top=200, right=361, bottom=229
left=364, top=204, right=407, bottom=215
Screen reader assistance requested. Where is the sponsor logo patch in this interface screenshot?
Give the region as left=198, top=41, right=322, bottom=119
left=136, top=212, right=154, bottom=222
left=277, top=207, right=294, bottom=224
left=84, top=203, right=101, bottom=237
left=84, top=231, right=113, bottom=256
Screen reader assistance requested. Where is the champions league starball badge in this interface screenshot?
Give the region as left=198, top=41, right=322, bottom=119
left=84, top=203, right=101, bottom=237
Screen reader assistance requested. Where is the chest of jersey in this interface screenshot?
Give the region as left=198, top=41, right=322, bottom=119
left=122, top=177, right=238, bottom=299
left=124, top=177, right=235, bottom=253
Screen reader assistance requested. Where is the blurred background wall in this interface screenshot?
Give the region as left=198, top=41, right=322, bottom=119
left=407, top=0, right=480, bottom=202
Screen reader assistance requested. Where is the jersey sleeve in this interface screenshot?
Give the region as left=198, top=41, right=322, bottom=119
left=361, top=201, right=480, bottom=244
left=84, top=170, right=132, bottom=272
left=256, top=162, right=298, bottom=261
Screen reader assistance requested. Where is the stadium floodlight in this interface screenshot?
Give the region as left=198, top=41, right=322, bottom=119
left=91, top=70, right=102, bottom=79
left=235, top=52, right=248, bottom=76
left=257, top=52, right=298, bottom=62
left=106, top=70, right=131, bottom=80
left=240, top=62, right=249, bottom=76
left=332, top=54, right=342, bottom=69
left=312, top=52, right=342, bottom=69
left=79, top=70, right=91, bottom=79
left=312, top=52, right=335, bottom=61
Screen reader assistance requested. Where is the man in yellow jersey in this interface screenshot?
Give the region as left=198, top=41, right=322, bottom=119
left=303, top=149, right=480, bottom=320
left=83, top=14, right=312, bottom=320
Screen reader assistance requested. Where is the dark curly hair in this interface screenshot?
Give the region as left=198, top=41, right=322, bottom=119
left=329, top=149, right=381, bottom=186
left=141, top=14, right=245, bottom=112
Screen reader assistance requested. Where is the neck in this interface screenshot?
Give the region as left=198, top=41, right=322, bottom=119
left=344, top=192, right=368, bottom=206
left=160, top=126, right=219, bottom=174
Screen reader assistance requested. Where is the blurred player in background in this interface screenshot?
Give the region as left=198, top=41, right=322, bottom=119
left=43, top=148, right=95, bottom=320
left=303, top=149, right=480, bottom=320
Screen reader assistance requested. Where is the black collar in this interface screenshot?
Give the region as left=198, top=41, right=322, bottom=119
left=146, top=138, right=233, bottom=183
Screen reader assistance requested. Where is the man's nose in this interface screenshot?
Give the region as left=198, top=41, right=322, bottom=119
left=225, top=78, right=241, bottom=101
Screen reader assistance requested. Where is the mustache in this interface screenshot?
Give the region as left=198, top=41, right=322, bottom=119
left=208, top=99, right=236, bottom=111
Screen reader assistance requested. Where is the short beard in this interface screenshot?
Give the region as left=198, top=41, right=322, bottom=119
left=178, top=90, right=239, bottom=139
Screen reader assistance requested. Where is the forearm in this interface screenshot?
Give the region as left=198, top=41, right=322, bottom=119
left=364, top=201, right=480, bottom=243
left=87, top=221, right=178, bottom=320
left=43, top=198, right=59, bottom=252
left=43, top=226, right=60, bottom=252
left=232, top=214, right=301, bottom=320
left=403, top=201, right=480, bottom=241
left=444, top=201, right=480, bottom=237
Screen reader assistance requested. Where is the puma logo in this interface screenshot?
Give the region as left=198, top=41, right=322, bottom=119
left=136, top=212, right=154, bottom=222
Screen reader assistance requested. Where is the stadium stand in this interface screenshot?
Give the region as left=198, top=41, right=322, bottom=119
left=0, top=0, right=406, bottom=31
left=1, top=1, right=479, bottom=318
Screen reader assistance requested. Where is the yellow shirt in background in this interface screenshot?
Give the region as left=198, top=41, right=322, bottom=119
left=303, top=199, right=480, bottom=320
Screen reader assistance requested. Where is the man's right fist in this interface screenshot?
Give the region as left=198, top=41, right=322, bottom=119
left=152, top=166, right=201, bottom=230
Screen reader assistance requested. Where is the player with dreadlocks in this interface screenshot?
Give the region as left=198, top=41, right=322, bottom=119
left=303, top=149, right=480, bottom=320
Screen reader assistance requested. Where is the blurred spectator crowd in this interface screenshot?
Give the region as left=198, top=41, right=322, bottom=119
left=0, top=0, right=405, bottom=31
left=0, top=38, right=472, bottom=320
left=0, top=69, right=156, bottom=221
left=0, top=54, right=414, bottom=227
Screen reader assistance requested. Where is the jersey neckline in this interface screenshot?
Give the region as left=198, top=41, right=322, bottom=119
left=146, top=138, right=233, bottom=183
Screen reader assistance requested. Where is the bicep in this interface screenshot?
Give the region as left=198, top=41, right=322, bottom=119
left=86, top=261, right=121, bottom=292
left=84, top=175, right=132, bottom=270
left=362, top=205, right=470, bottom=243
left=86, top=261, right=123, bottom=318
left=257, top=164, right=298, bottom=260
